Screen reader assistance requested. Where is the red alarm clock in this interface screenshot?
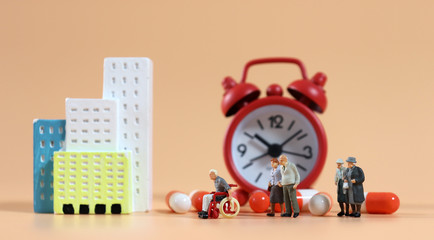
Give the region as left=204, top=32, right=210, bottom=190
left=221, top=57, right=328, bottom=193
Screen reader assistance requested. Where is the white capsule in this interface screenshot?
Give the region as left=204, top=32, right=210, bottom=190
left=169, top=192, right=192, bottom=213
left=308, top=192, right=333, bottom=216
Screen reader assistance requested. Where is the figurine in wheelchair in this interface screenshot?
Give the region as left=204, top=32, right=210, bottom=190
left=198, top=169, right=240, bottom=219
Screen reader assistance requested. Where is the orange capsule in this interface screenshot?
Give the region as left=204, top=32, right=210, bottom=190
left=249, top=190, right=270, bottom=213
left=232, top=188, right=249, bottom=206
left=189, top=190, right=209, bottom=211
left=362, top=192, right=400, bottom=214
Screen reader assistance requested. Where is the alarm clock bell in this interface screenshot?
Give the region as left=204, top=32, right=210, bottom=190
left=221, top=76, right=260, bottom=117
left=287, top=72, right=328, bottom=113
left=221, top=58, right=328, bottom=116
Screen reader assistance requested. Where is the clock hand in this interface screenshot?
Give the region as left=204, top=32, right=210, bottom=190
left=254, top=134, right=272, bottom=147
left=279, top=130, right=302, bottom=147
left=242, top=152, right=269, bottom=169
left=282, top=146, right=313, bottom=159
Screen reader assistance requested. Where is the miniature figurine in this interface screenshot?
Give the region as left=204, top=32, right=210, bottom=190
left=267, top=158, right=284, bottom=217
left=335, top=158, right=349, bottom=216
left=198, top=169, right=232, bottom=219
left=279, top=154, right=300, bottom=218
left=343, top=157, right=365, bottom=217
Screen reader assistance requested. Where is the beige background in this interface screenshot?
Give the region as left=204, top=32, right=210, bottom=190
left=1, top=0, right=433, bottom=239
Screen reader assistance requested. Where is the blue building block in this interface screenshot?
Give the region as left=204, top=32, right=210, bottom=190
left=33, top=119, right=66, bottom=213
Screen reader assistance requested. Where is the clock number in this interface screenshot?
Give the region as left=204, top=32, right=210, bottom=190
left=268, top=115, right=283, bottom=129
left=282, top=145, right=313, bottom=159
left=237, top=144, right=247, bottom=157
left=303, top=145, right=313, bottom=159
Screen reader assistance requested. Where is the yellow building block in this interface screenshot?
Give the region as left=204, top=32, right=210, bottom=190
left=53, top=151, right=131, bottom=214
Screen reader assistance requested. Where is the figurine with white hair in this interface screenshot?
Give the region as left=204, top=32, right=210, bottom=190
left=279, top=154, right=300, bottom=218
left=198, top=169, right=232, bottom=219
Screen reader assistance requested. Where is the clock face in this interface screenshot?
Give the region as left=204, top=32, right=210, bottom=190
left=230, top=104, right=320, bottom=191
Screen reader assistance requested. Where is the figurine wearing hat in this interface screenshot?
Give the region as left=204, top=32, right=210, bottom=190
left=343, top=157, right=365, bottom=217
left=335, top=159, right=348, bottom=216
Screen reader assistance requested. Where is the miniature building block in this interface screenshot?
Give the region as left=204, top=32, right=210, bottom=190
left=33, top=119, right=66, bottom=213
left=103, top=57, right=153, bottom=212
left=53, top=151, right=132, bottom=214
left=65, top=98, right=119, bottom=152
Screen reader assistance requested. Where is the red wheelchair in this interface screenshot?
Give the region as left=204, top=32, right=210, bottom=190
left=207, top=184, right=240, bottom=219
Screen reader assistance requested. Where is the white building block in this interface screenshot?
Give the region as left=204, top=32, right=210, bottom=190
left=103, top=57, right=153, bottom=212
left=65, top=98, right=119, bottom=152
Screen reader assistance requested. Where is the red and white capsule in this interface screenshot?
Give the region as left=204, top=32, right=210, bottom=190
left=361, top=192, right=400, bottom=214
left=297, top=189, right=319, bottom=211
left=291, top=190, right=399, bottom=215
